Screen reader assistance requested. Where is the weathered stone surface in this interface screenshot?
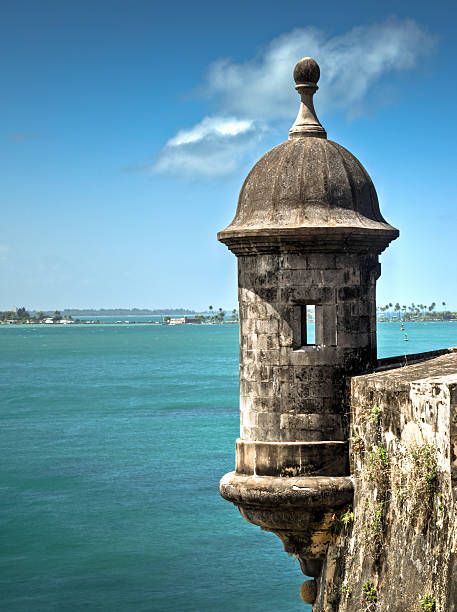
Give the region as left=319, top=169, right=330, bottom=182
left=301, top=579, right=318, bottom=605
left=315, top=350, right=457, bottom=612
left=217, top=136, right=398, bottom=255
left=220, top=472, right=354, bottom=508
left=235, top=439, right=348, bottom=476
left=220, top=472, right=353, bottom=569
left=235, top=251, right=379, bottom=449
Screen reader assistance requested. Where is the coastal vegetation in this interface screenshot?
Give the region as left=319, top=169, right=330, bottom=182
left=0, top=308, right=70, bottom=324
left=1, top=302, right=455, bottom=325
left=205, top=306, right=239, bottom=323
left=0, top=306, right=239, bottom=325
left=377, top=302, right=455, bottom=321
left=62, top=308, right=196, bottom=316
left=163, top=307, right=238, bottom=325
left=0, top=307, right=200, bottom=325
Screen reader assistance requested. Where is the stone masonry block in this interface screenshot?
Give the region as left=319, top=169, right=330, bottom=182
left=305, top=254, right=337, bottom=269
left=278, top=254, right=308, bottom=270
left=255, top=319, right=279, bottom=334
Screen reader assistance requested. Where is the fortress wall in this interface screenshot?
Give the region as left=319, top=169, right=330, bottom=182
left=314, top=351, right=457, bottom=611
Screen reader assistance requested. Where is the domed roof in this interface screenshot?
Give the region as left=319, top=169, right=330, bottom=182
left=218, top=57, right=398, bottom=255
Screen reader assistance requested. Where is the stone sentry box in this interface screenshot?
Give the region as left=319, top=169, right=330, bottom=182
left=236, top=251, right=380, bottom=478
left=218, top=57, right=398, bottom=589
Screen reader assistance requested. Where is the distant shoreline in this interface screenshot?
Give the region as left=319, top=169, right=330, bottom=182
left=60, top=309, right=198, bottom=316
left=0, top=319, right=239, bottom=326
left=2, top=306, right=457, bottom=327
left=2, top=318, right=457, bottom=327
left=0, top=307, right=239, bottom=326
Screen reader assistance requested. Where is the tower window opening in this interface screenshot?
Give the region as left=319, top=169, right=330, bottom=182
left=302, top=304, right=316, bottom=346
left=292, top=304, right=319, bottom=349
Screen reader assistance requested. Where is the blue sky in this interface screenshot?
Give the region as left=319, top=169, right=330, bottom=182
left=1, top=0, right=456, bottom=311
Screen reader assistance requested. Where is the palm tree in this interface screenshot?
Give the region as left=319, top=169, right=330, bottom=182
left=442, top=302, right=447, bottom=320
left=16, top=306, right=30, bottom=320
left=208, top=305, right=213, bottom=323
left=394, top=303, right=401, bottom=320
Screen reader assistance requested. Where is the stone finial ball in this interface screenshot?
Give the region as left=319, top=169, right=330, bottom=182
left=293, top=57, right=320, bottom=85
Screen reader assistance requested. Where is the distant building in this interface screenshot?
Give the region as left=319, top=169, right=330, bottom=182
left=168, top=317, right=202, bottom=325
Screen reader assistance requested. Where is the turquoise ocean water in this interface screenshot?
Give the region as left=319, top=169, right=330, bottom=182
left=1, top=321, right=457, bottom=611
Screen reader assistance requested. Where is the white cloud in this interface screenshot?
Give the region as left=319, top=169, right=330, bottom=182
left=154, top=116, right=263, bottom=177
left=206, top=19, right=434, bottom=119
left=155, top=19, right=434, bottom=177
left=168, top=117, right=254, bottom=146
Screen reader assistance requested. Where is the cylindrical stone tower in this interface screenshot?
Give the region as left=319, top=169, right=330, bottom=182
left=219, top=57, right=399, bottom=583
